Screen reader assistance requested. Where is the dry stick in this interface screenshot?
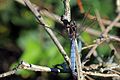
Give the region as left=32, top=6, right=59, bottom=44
left=40, top=10, right=63, bottom=24
left=0, top=70, right=17, bottom=78
left=82, top=71, right=120, bottom=77
left=23, top=0, right=71, bottom=66
left=95, top=10, right=105, bottom=31
left=86, top=75, right=95, bottom=80
left=103, top=14, right=120, bottom=36
left=82, top=44, right=95, bottom=50
left=18, top=61, right=69, bottom=73
left=93, top=50, right=103, bottom=63
left=111, top=69, right=120, bottom=75
left=86, top=27, right=120, bottom=42
left=101, top=64, right=120, bottom=71
left=62, top=0, right=71, bottom=22
left=0, top=61, right=70, bottom=78
left=1, top=61, right=120, bottom=78
left=102, top=19, right=120, bottom=28
left=75, top=39, right=84, bottom=80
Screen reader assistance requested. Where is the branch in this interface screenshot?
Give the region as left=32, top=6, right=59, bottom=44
left=0, top=61, right=70, bottom=78
left=18, top=61, right=69, bottom=73
left=103, top=14, right=120, bottom=36
left=83, top=71, right=120, bottom=77
left=0, top=70, right=17, bottom=78
left=62, top=0, right=71, bottom=22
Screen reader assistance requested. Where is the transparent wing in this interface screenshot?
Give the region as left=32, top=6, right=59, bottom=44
left=77, top=10, right=97, bottom=37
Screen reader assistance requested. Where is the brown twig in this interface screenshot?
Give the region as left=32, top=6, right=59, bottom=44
left=83, top=71, right=120, bottom=77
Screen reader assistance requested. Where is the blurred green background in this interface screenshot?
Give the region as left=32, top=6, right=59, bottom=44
left=0, top=0, right=119, bottom=80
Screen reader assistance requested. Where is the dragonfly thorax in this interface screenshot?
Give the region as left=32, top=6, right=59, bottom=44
left=66, top=21, right=77, bottom=39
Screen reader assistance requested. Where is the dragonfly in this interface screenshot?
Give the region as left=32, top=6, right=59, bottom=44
left=24, top=0, right=96, bottom=73
left=60, top=7, right=96, bottom=73
left=60, top=18, right=81, bottom=74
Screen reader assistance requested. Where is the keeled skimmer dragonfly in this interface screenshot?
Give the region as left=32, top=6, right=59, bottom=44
left=60, top=11, right=96, bottom=73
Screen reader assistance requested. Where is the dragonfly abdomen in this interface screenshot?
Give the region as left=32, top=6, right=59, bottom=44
left=70, top=39, right=76, bottom=72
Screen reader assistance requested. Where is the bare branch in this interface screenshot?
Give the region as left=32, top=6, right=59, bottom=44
left=0, top=70, right=17, bottom=78
left=62, top=0, right=71, bottom=22
left=0, top=61, right=70, bottom=78
left=18, top=61, right=69, bottom=73
left=83, top=71, right=120, bottom=77
left=95, top=9, right=105, bottom=31
left=103, top=14, right=120, bottom=36
left=75, top=39, right=84, bottom=80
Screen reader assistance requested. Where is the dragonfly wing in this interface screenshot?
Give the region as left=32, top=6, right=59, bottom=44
left=78, top=39, right=82, bottom=55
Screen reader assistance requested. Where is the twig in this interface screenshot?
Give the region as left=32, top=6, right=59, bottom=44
left=85, top=27, right=120, bottom=42
left=95, top=9, right=105, bottom=31
left=23, top=0, right=71, bottom=67
left=0, top=61, right=70, bottom=78
left=18, top=61, right=69, bottom=73
left=85, top=44, right=98, bottom=59
left=103, top=14, right=120, bottom=36
left=75, top=39, right=84, bottom=80
left=82, top=44, right=95, bottom=50
left=40, top=10, right=63, bottom=24
left=0, top=70, right=17, bottom=78
left=102, top=19, right=120, bottom=28
left=86, top=75, right=95, bottom=80
left=62, top=0, right=71, bottom=22
left=83, top=71, right=120, bottom=77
